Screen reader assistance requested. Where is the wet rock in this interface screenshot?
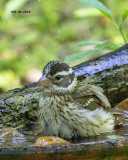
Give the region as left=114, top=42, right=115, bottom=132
left=35, top=136, right=70, bottom=146
left=115, top=98, right=128, bottom=111
left=0, top=127, right=26, bottom=143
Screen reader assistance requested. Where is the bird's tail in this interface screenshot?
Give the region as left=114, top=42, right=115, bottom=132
left=74, top=108, right=114, bottom=137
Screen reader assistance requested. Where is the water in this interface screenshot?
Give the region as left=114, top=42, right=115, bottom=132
left=0, top=126, right=128, bottom=160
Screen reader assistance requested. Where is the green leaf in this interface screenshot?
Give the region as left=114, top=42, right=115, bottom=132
left=119, top=10, right=128, bottom=27
left=74, top=8, right=102, bottom=18
left=126, top=32, right=128, bottom=42
left=95, top=42, right=119, bottom=50
left=122, top=10, right=128, bottom=22
left=76, top=41, right=104, bottom=47
left=5, top=0, right=27, bottom=19
left=79, top=0, right=112, bottom=19
left=76, top=41, right=119, bottom=50
left=107, top=135, right=124, bottom=139
left=64, top=49, right=97, bottom=63
left=64, top=41, right=119, bottom=63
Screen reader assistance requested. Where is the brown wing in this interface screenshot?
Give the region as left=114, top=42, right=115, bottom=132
left=72, top=83, right=111, bottom=110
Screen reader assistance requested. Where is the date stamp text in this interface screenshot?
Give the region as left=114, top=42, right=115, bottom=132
left=11, top=10, right=31, bottom=14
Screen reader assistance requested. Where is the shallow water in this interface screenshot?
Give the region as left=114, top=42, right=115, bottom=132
left=0, top=126, right=128, bottom=160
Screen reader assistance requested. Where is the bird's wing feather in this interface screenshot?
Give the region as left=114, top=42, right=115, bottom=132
left=72, top=83, right=111, bottom=110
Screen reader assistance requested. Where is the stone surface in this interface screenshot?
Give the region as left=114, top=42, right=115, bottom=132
left=115, top=98, right=128, bottom=111
left=0, top=126, right=128, bottom=160
left=35, top=136, right=70, bottom=146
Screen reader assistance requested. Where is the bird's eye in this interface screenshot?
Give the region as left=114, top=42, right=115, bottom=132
left=55, top=75, right=62, bottom=81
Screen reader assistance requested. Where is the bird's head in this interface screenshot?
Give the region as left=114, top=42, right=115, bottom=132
left=37, top=61, right=77, bottom=94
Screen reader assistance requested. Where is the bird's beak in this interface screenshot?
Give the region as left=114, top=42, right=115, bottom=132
left=37, top=75, right=52, bottom=88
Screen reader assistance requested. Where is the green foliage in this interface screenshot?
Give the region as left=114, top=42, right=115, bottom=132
left=79, top=0, right=112, bottom=19
left=79, top=0, right=128, bottom=43
left=0, top=0, right=128, bottom=90
left=76, top=41, right=119, bottom=50
left=56, top=23, right=77, bottom=42
left=121, top=10, right=128, bottom=22
left=5, top=0, right=27, bottom=18
left=16, top=32, right=39, bottom=44
left=74, top=8, right=102, bottom=18
left=0, top=70, right=21, bottom=90
left=64, top=0, right=128, bottom=63
left=65, top=41, right=119, bottom=63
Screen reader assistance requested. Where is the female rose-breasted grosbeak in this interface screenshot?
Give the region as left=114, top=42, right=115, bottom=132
left=37, top=61, right=114, bottom=138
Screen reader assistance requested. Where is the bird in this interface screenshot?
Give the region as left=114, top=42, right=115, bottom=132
left=37, top=60, right=114, bottom=138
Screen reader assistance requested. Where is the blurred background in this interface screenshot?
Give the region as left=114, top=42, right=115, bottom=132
left=0, top=0, right=128, bottom=91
